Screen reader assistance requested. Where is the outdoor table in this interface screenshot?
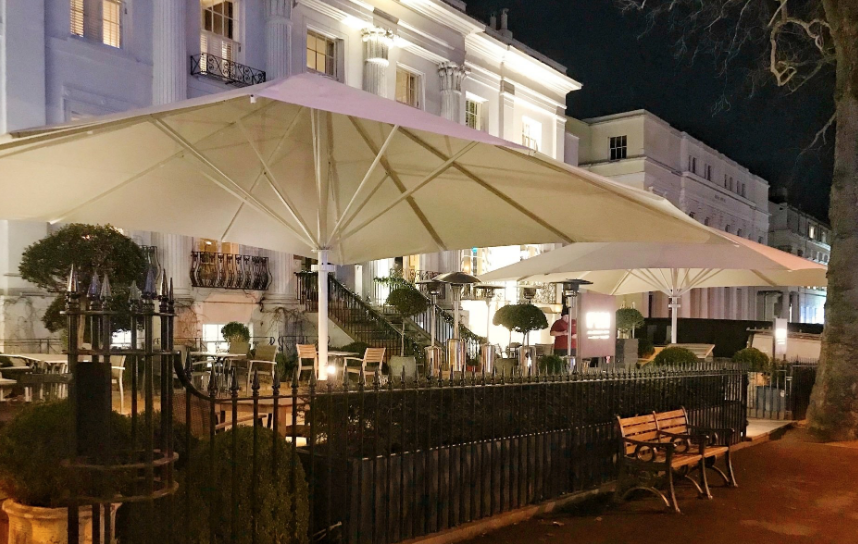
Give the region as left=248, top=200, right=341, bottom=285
left=326, top=351, right=358, bottom=382
left=212, top=396, right=303, bottom=435
left=189, top=352, right=246, bottom=392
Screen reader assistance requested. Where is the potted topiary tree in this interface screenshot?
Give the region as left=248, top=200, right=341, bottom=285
left=652, top=346, right=698, bottom=366
left=493, top=303, right=549, bottom=370
left=386, top=287, right=429, bottom=373
left=0, top=401, right=131, bottom=544
left=221, top=322, right=250, bottom=347
left=616, top=307, right=645, bottom=366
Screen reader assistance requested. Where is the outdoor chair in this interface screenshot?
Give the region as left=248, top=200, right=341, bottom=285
left=345, top=348, right=385, bottom=383
left=111, top=355, right=127, bottom=414
left=247, top=344, right=277, bottom=390
left=0, top=377, right=15, bottom=401
left=296, top=344, right=318, bottom=382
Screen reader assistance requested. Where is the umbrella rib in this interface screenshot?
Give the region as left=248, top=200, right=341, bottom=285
left=610, top=269, right=634, bottom=296
left=339, top=118, right=447, bottom=251
left=398, top=129, right=575, bottom=244
left=327, top=121, right=400, bottom=243
left=235, top=114, right=318, bottom=248
left=312, top=110, right=328, bottom=247
left=49, top=104, right=275, bottom=224
left=152, top=119, right=313, bottom=246
left=338, top=142, right=478, bottom=244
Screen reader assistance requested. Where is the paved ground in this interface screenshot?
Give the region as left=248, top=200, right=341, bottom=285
left=465, top=426, right=858, bottom=544
left=746, top=417, right=794, bottom=438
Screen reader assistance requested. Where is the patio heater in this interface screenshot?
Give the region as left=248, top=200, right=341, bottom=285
left=434, top=271, right=481, bottom=374
left=519, top=286, right=538, bottom=369
left=417, top=279, right=444, bottom=376
left=474, top=284, right=504, bottom=373
left=556, top=279, right=593, bottom=370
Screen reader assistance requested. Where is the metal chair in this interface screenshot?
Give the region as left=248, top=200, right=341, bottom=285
left=247, top=344, right=277, bottom=390
left=344, top=348, right=385, bottom=382
left=111, top=355, right=127, bottom=414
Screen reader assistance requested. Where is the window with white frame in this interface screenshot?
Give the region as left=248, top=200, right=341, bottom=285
left=521, top=117, right=542, bottom=152
left=102, top=0, right=122, bottom=48
left=306, top=30, right=338, bottom=78
left=609, top=135, right=627, bottom=161
left=202, top=323, right=229, bottom=353
left=201, top=1, right=238, bottom=62
left=809, top=225, right=816, bottom=239
left=396, top=67, right=422, bottom=108
left=71, top=0, right=85, bottom=36
left=740, top=183, right=746, bottom=197
left=465, top=98, right=484, bottom=130
left=688, top=156, right=697, bottom=174
left=704, top=164, right=712, bottom=181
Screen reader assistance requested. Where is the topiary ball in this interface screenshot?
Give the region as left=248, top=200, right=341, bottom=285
left=733, top=347, right=771, bottom=372
left=184, top=426, right=309, bottom=544
left=652, top=346, right=698, bottom=366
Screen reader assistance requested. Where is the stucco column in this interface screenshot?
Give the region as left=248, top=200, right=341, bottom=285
left=150, top=233, right=192, bottom=300
left=265, top=249, right=295, bottom=304
left=362, top=28, right=394, bottom=97
left=265, top=0, right=292, bottom=79
left=498, top=80, right=516, bottom=141
left=152, top=0, right=187, bottom=105
left=438, top=62, right=467, bottom=123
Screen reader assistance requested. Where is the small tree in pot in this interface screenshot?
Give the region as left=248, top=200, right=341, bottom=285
left=493, top=303, right=549, bottom=347
left=616, top=307, right=645, bottom=366
left=221, top=322, right=250, bottom=346
left=386, top=287, right=429, bottom=356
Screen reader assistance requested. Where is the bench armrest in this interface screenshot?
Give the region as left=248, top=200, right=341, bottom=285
left=687, top=425, right=735, bottom=446
left=620, top=436, right=675, bottom=462
left=343, top=357, right=364, bottom=363
left=656, top=429, right=707, bottom=454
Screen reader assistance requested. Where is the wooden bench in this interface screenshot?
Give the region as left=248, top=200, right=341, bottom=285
left=616, top=408, right=737, bottom=512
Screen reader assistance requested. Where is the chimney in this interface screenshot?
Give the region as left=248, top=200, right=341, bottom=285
left=500, top=8, right=513, bottom=39
left=489, top=12, right=497, bottom=29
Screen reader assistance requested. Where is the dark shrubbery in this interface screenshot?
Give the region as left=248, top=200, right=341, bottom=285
left=652, top=346, right=698, bottom=366
left=538, top=354, right=566, bottom=375
left=733, top=347, right=771, bottom=372
left=637, top=338, right=655, bottom=359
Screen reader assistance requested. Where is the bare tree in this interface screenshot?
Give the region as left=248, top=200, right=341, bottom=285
left=617, top=0, right=858, bottom=440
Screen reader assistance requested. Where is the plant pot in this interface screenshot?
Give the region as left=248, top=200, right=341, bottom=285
left=3, top=499, right=119, bottom=544
left=615, top=339, right=638, bottom=367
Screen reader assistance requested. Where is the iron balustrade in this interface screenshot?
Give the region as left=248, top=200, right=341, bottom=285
left=164, top=362, right=747, bottom=544
left=189, top=53, right=266, bottom=87
left=296, top=272, right=422, bottom=362
left=190, top=251, right=271, bottom=291
left=746, top=362, right=819, bottom=420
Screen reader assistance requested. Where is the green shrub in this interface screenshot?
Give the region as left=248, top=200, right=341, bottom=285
left=386, top=287, right=429, bottom=318
left=184, top=427, right=309, bottom=544
left=0, top=400, right=132, bottom=507
left=637, top=338, right=655, bottom=359
left=733, top=347, right=771, bottom=372
left=538, top=354, right=565, bottom=375
left=333, top=341, right=371, bottom=356
left=616, top=308, right=645, bottom=338
left=652, top=346, right=698, bottom=366
left=277, top=352, right=299, bottom=380
left=221, top=322, right=250, bottom=344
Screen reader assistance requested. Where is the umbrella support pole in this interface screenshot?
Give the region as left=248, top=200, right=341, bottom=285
left=668, top=294, right=680, bottom=345
left=313, top=250, right=335, bottom=381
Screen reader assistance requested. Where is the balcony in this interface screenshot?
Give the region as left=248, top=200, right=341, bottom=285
left=190, top=54, right=266, bottom=88
left=190, top=252, right=271, bottom=291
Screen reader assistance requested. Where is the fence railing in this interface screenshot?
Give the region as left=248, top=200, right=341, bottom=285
left=190, top=251, right=271, bottom=290
left=190, top=53, right=267, bottom=87
left=747, top=363, right=818, bottom=420
left=167, top=363, right=746, bottom=544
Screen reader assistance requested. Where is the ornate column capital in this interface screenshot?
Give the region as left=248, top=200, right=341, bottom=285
left=265, top=0, right=291, bottom=20
left=362, top=27, right=396, bottom=64
left=438, top=61, right=468, bottom=92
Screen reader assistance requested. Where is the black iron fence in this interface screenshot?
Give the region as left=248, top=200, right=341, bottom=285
left=747, top=363, right=819, bottom=420
left=190, top=251, right=271, bottom=291
left=163, top=364, right=745, bottom=544
left=190, top=54, right=267, bottom=87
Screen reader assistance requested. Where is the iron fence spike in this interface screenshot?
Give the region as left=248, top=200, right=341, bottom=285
left=230, top=367, right=240, bottom=395
left=252, top=369, right=260, bottom=392
left=272, top=367, right=280, bottom=395
left=66, top=264, right=79, bottom=294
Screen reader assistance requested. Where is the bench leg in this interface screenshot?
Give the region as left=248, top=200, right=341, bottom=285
left=697, top=459, right=713, bottom=499
left=704, top=456, right=736, bottom=487
left=725, top=451, right=738, bottom=487
left=666, top=469, right=681, bottom=513
left=615, top=463, right=672, bottom=511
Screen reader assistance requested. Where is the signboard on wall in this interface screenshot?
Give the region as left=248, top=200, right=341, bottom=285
left=774, top=318, right=788, bottom=359
left=577, top=292, right=617, bottom=358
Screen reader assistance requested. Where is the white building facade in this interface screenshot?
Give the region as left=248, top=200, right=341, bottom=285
left=768, top=197, right=829, bottom=324
left=567, top=110, right=771, bottom=322
left=0, top=0, right=579, bottom=349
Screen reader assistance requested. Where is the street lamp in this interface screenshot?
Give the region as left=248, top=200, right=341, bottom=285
left=417, top=279, right=444, bottom=375
left=434, top=271, right=481, bottom=374
left=474, top=284, right=504, bottom=372
left=555, top=279, right=593, bottom=370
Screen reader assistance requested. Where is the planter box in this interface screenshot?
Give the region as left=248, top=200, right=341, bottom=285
left=3, top=499, right=118, bottom=544
left=615, top=339, right=638, bottom=368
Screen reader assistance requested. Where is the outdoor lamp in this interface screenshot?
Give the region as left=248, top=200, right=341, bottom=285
left=417, top=279, right=445, bottom=375
left=434, top=271, right=481, bottom=373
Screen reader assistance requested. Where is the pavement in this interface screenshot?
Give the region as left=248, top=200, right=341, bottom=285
left=463, top=426, right=858, bottom=544
left=746, top=417, right=794, bottom=439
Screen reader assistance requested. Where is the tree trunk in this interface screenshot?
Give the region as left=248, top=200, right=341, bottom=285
left=808, top=0, right=858, bottom=440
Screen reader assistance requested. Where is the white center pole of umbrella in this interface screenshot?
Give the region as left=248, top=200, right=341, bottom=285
left=316, top=249, right=330, bottom=380
left=669, top=292, right=680, bottom=344
left=453, top=285, right=462, bottom=371
left=430, top=293, right=437, bottom=347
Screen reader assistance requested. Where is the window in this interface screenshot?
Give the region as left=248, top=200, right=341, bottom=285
left=306, top=31, right=337, bottom=78
left=758, top=237, right=764, bottom=244
left=102, top=0, right=122, bottom=48
left=521, top=117, right=542, bottom=152
left=725, top=225, right=732, bottom=234
left=737, top=228, right=744, bottom=238
left=704, top=217, right=711, bottom=226
left=688, top=156, right=697, bottom=174
left=465, top=99, right=483, bottom=130
left=609, top=135, right=627, bottom=161
left=71, top=0, right=85, bottom=36
left=740, top=183, right=746, bottom=197
left=724, top=174, right=728, bottom=188
left=704, top=164, right=712, bottom=181
left=201, top=1, right=238, bottom=61
left=396, top=67, right=422, bottom=108
left=809, top=225, right=816, bottom=240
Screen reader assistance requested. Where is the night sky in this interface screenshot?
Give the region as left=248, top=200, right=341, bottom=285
left=463, top=0, right=835, bottom=222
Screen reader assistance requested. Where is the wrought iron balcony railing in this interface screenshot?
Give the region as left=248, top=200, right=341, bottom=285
left=190, top=252, right=271, bottom=291
left=190, top=54, right=266, bottom=87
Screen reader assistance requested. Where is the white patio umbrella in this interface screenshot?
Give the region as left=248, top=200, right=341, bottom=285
left=0, top=74, right=725, bottom=374
left=480, top=231, right=827, bottom=344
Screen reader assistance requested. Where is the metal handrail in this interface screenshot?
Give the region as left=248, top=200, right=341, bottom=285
left=190, top=53, right=266, bottom=87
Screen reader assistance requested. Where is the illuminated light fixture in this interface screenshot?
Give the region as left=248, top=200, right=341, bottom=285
left=326, top=364, right=337, bottom=377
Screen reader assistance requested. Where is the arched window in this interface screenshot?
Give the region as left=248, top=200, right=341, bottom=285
left=725, top=225, right=733, bottom=234
left=736, top=228, right=744, bottom=238
left=704, top=217, right=711, bottom=226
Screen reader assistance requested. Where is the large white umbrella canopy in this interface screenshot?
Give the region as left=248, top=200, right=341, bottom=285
left=480, top=230, right=828, bottom=343
left=0, top=74, right=725, bottom=372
